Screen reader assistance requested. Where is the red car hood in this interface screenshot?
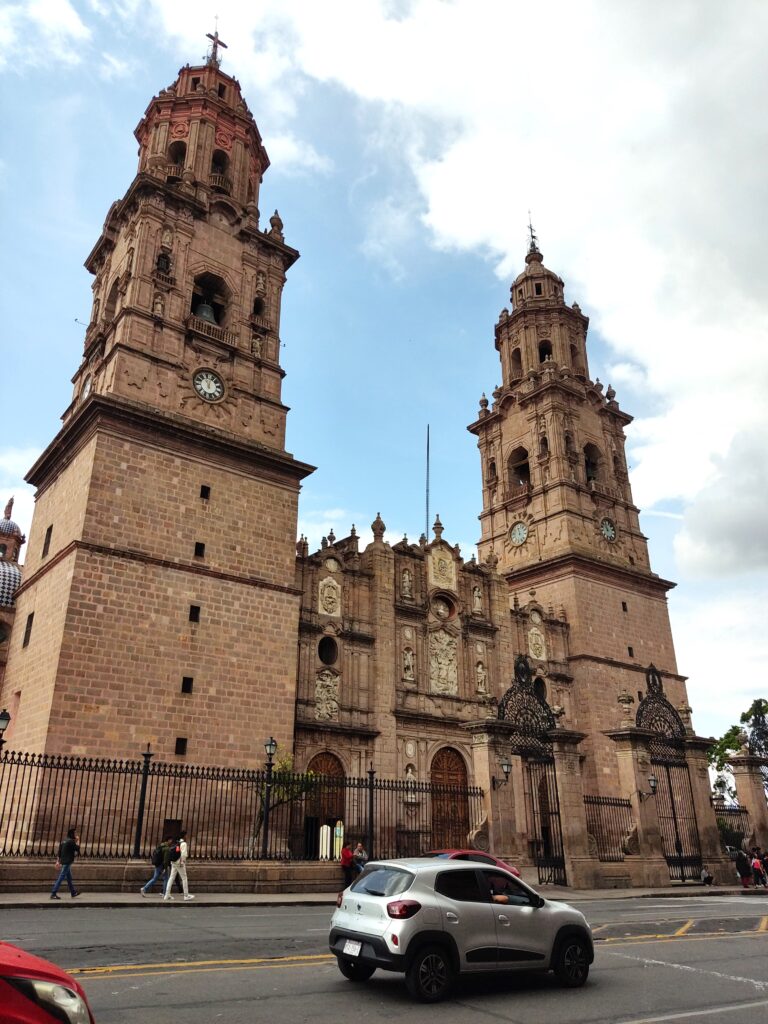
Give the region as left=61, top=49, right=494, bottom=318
left=0, top=941, right=89, bottom=997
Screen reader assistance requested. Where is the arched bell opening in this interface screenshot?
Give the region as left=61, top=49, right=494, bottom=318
left=166, top=141, right=186, bottom=180
left=507, top=446, right=530, bottom=490
left=191, top=272, right=230, bottom=327
left=583, top=443, right=602, bottom=486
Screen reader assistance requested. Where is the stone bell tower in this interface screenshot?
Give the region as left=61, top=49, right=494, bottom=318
left=468, top=230, right=691, bottom=793
left=1, top=40, right=313, bottom=765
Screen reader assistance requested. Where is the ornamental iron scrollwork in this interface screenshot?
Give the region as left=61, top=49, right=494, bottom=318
left=635, top=663, right=686, bottom=761
left=498, top=654, right=556, bottom=756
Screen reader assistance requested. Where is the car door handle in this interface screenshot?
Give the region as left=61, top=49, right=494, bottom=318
left=446, top=912, right=458, bottom=923
left=497, top=915, right=510, bottom=926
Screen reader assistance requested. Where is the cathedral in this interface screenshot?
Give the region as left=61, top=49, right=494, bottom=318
left=1, top=45, right=746, bottom=887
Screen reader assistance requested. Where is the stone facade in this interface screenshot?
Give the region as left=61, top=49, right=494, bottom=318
left=0, top=59, right=748, bottom=886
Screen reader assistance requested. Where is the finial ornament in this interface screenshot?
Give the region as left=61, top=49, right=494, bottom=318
left=206, top=20, right=228, bottom=67
left=3, top=496, right=13, bottom=520
left=527, top=211, right=540, bottom=254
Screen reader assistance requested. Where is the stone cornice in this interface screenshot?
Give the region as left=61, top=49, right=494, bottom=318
left=502, top=552, right=676, bottom=596
left=568, top=653, right=687, bottom=683
left=26, top=394, right=315, bottom=492
left=14, top=539, right=303, bottom=602
left=294, top=718, right=380, bottom=740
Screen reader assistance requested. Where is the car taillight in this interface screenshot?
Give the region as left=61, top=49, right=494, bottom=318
left=336, top=891, right=344, bottom=908
left=386, top=899, right=421, bottom=919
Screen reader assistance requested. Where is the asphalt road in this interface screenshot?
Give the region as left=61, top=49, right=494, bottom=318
left=3, top=897, right=768, bottom=1023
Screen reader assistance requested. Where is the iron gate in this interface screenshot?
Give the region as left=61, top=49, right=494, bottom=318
left=652, top=757, right=702, bottom=881
left=525, top=757, right=567, bottom=886
left=637, top=665, right=702, bottom=882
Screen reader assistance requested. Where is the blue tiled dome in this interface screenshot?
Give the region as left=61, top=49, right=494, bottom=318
left=0, top=561, right=21, bottom=606
left=0, top=516, right=21, bottom=536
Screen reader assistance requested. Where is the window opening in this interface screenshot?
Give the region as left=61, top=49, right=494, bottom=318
left=622, top=601, right=628, bottom=613
left=252, top=297, right=265, bottom=317
left=104, top=279, right=119, bottom=321
left=217, top=83, right=226, bottom=99
left=194, top=542, right=205, bottom=558
left=42, top=525, right=53, bottom=558
left=191, top=77, right=200, bottom=91
left=539, top=435, right=549, bottom=457
left=628, top=646, right=634, bottom=658
left=507, top=446, right=530, bottom=489
left=535, top=282, right=543, bottom=296
left=538, top=340, right=552, bottom=362
left=175, top=737, right=188, bottom=756
left=22, top=613, right=34, bottom=648
left=318, top=636, right=339, bottom=666
left=181, top=677, right=194, bottom=694
left=583, top=443, right=601, bottom=484
left=200, top=485, right=211, bottom=500
left=189, top=605, right=201, bottom=623
left=511, top=347, right=523, bottom=379
left=191, top=272, right=229, bottom=325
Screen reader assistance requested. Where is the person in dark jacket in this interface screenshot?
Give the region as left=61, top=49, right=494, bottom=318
left=735, top=849, right=752, bottom=888
left=340, top=841, right=355, bottom=887
left=51, top=829, right=80, bottom=899
left=140, top=837, right=169, bottom=897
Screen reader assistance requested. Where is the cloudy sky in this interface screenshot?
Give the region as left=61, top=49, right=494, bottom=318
left=2, top=0, right=766, bottom=743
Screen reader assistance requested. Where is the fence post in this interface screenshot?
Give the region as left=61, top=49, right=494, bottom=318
left=132, top=744, right=154, bottom=859
left=367, top=764, right=376, bottom=860
left=260, top=759, right=274, bottom=860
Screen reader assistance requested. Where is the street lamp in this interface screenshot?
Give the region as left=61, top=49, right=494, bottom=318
left=639, top=773, right=658, bottom=801
left=0, top=709, right=11, bottom=752
left=260, top=736, right=278, bottom=860
left=492, top=756, right=512, bottom=790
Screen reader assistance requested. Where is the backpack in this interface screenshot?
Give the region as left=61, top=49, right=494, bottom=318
left=151, top=844, right=164, bottom=867
left=168, top=841, right=182, bottom=863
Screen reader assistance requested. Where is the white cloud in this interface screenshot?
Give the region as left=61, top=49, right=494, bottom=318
left=265, top=133, right=332, bottom=176
left=0, top=0, right=90, bottom=69
left=98, top=51, right=133, bottom=80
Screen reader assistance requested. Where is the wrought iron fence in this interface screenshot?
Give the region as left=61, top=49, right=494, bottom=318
left=0, top=749, right=484, bottom=862
left=711, top=800, right=751, bottom=852
left=584, top=795, right=635, bottom=862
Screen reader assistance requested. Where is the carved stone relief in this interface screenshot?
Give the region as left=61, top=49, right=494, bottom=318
left=475, top=661, right=488, bottom=694
left=429, top=630, right=458, bottom=695
left=402, top=647, right=415, bottom=682
left=318, top=576, right=341, bottom=617
left=401, top=567, right=413, bottom=598
left=315, top=670, right=339, bottom=720
left=528, top=627, right=546, bottom=660
left=472, top=585, right=483, bottom=613
left=428, top=547, right=456, bottom=592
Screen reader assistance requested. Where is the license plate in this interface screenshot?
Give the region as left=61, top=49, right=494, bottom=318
left=343, top=939, right=362, bottom=957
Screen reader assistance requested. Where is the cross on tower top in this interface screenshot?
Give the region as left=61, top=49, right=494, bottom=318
left=206, top=21, right=228, bottom=67
left=527, top=211, right=540, bottom=255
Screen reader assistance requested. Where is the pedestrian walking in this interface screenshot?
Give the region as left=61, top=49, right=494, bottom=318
left=163, top=830, right=195, bottom=901
left=140, top=837, right=169, bottom=897
left=340, top=840, right=355, bottom=887
left=50, top=828, right=80, bottom=899
left=735, top=849, right=752, bottom=889
left=750, top=849, right=767, bottom=888
left=352, top=841, right=368, bottom=875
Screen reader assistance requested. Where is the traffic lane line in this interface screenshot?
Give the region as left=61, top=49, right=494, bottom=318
left=603, top=948, right=767, bottom=993
left=75, top=958, right=336, bottom=983
left=70, top=953, right=333, bottom=977
left=613, top=998, right=768, bottom=1024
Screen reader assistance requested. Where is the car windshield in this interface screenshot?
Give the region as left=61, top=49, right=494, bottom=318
left=351, top=866, right=414, bottom=897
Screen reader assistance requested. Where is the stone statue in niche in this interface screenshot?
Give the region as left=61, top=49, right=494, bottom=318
left=401, top=567, right=413, bottom=598
left=404, top=763, right=419, bottom=805
left=402, top=647, right=415, bottom=681
left=475, top=661, right=488, bottom=694
left=255, top=270, right=267, bottom=296
left=152, top=293, right=165, bottom=317
left=251, top=335, right=262, bottom=358
left=472, top=585, right=483, bottom=613
left=318, top=576, right=341, bottom=617
left=429, top=630, right=458, bottom=695
left=315, top=670, right=339, bottom=720
left=161, top=226, right=173, bottom=250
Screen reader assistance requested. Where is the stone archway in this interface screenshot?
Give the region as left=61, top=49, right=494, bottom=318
left=430, top=747, right=469, bottom=849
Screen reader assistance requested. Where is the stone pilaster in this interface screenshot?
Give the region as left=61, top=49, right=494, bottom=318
left=464, top=719, right=523, bottom=861
left=547, top=727, right=601, bottom=887
left=729, top=753, right=768, bottom=848
left=684, top=735, right=732, bottom=881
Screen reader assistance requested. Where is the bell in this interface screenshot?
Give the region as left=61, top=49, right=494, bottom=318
left=196, top=301, right=217, bottom=324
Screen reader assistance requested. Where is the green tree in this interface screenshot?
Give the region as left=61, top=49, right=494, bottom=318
left=708, top=699, right=768, bottom=797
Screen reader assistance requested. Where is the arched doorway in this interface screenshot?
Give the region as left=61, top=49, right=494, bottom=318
left=430, top=747, right=469, bottom=849
left=304, top=752, right=345, bottom=859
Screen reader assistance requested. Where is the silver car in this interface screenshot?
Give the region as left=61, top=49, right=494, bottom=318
left=329, top=857, right=593, bottom=1002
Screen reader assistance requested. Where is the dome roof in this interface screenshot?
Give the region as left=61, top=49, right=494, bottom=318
left=511, top=246, right=563, bottom=288
left=0, top=560, right=21, bottom=606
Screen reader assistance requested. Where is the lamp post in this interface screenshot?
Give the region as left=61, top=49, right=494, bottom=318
left=0, top=709, right=11, bottom=753
left=492, top=755, right=512, bottom=790
left=260, top=736, right=277, bottom=860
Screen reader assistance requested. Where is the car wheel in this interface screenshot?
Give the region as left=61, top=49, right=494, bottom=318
left=337, top=958, right=376, bottom=982
left=553, top=935, right=590, bottom=987
left=405, top=945, right=455, bottom=1003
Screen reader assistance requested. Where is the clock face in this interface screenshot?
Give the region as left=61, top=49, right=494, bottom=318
left=193, top=369, right=224, bottom=402
left=81, top=375, right=92, bottom=400
left=509, top=521, right=529, bottom=546
left=600, top=517, right=617, bottom=542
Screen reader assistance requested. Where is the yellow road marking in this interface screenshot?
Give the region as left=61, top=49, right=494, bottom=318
left=673, top=919, right=694, bottom=937
left=590, top=923, right=609, bottom=934
left=601, top=930, right=768, bottom=947
left=758, top=916, right=768, bottom=933
left=70, top=953, right=332, bottom=977
left=77, top=959, right=333, bottom=982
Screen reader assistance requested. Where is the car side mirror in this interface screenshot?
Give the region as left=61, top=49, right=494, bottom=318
left=533, top=895, right=545, bottom=909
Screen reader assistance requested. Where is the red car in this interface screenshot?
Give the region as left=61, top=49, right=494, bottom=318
left=0, top=942, right=95, bottom=1023
left=426, top=848, right=522, bottom=877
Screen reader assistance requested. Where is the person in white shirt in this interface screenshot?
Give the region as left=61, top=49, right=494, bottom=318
left=163, top=830, right=195, bottom=901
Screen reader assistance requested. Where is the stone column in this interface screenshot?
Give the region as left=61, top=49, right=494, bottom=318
left=605, top=726, right=669, bottom=887
left=547, top=728, right=601, bottom=888
left=684, top=735, right=732, bottom=882
left=729, top=753, right=768, bottom=848
left=464, top=719, right=522, bottom=861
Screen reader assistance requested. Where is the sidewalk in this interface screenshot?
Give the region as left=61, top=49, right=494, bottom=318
left=1, top=883, right=762, bottom=909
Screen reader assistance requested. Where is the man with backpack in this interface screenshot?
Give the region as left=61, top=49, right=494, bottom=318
left=163, top=829, right=194, bottom=901
left=50, top=828, right=80, bottom=899
left=140, top=837, right=169, bottom=897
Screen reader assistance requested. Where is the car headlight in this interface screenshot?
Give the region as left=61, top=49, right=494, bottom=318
left=5, top=976, right=91, bottom=1024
